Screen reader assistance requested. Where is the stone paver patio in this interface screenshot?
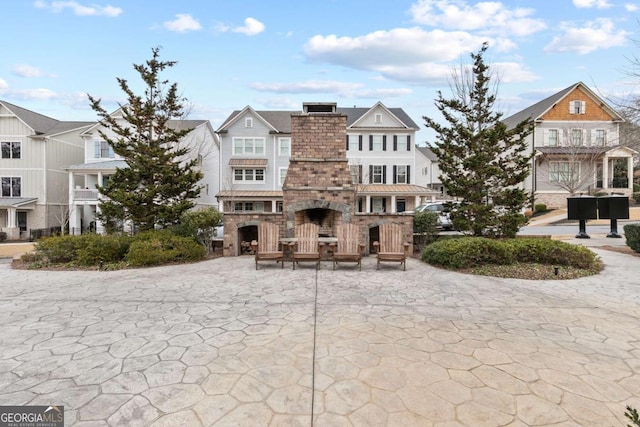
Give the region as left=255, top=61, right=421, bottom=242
left=0, top=248, right=639, bottom=426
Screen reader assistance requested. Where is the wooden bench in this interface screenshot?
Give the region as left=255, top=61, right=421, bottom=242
left=330, top=223, right=365, bottom=270
left=373, top=223, right=410, bottom=271
left=291, top=223, right=321, bottom=270
left=251, top=222, right=284, bottom=270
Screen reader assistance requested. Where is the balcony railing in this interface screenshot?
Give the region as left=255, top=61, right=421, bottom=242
left=73, top=189, right=99, bottom=200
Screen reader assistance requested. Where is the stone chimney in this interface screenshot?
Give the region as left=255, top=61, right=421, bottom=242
left=283, top=102, right=356, bottom=236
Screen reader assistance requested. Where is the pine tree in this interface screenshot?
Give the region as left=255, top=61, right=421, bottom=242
left=88, top=47, right=203, bottom=233
left=423, top=43, right=533, bottom=237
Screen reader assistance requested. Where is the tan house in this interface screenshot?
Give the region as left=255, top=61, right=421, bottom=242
left=0, top=100, right=91, bottom=240
left=503, top=82, right=637, bottom=208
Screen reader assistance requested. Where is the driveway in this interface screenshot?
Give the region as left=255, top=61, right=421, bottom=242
left=0, top=251, right=639, bottom=426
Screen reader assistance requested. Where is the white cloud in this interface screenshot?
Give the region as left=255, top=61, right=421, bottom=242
left=231, top=17, right=265, bottom=36
left=625, top=3, right=639, bottom=11
left=250, top=80, right=412, bottom=98
left=163, top=14, right=201, bottom=32
left=544, top=18, right=628, bottom=54
left=0, top=78, right=7, bottom=90
left=12, top=64, right=55, bottom=78
left=8, top=88, right=59, bottom=100
left=34, top=1, right=122, bottom=17
left=573, top=0, right=612, bottom=8
left=409, top=0, right=546, bottom=37
left=491, top=62, right=540, bottom=83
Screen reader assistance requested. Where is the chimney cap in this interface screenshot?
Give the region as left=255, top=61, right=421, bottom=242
left=303, top=102, right=337, bottom=114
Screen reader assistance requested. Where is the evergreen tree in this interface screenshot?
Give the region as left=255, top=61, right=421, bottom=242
left=88, top=47, right=203, bottom=232
left=423, top=43, right=533, bottom=237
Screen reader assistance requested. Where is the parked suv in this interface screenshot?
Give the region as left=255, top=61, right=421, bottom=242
left=414, top=201, right=456, bottom=230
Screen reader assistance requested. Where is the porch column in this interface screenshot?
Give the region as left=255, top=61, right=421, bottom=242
left=365, top=196, right=371, bottom=213
left=390, top=195, right=397, bottom=213
left=95, top=205, right=105, bottom=235
left=69, top=205, right=81, bottom=235
left=7, top=207, right=17, bottom=228
left=97, top=172, right=103, bottom=191
left=602, top=155, right=609, bottom=190
left=415, top=195, right=421, bottom=209
left=628, top=156, right=634, bottom=190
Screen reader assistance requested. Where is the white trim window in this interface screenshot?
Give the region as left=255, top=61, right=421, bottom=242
left=94, top=140, right=114, bottom=159
left=374, top=113, right=382, bottom=124
left=571, top=129, right=583, bottom=146
left=395, top=135, right=409, bottom=151
left=570, top=100, right=586, bottom=114
left=548, top=129, right=558, bottom=147
left=371, top=135, right=383, bottom=151
left=372, top=197, right=385, bottom=212
left=394, top=165, right=408, bottom=184
left=347, top=134, right=360, bottom=151
left=594, top=129, right=606, bottom=146
left=234, top=201, right=264, bottom=212
left=1, top=176, right=21, bottom=197
left=233, top=168, right=265, bottom=183
left=1, top=141, right=21, bottom=159
left=278, top=137, right=291, bottom=156
left=370, top=165, right=385, bottom=184
left=245, top=117, right=253, bottom=128
left=233, top=138, right=265, bottom=155
left=550, top=161, right=579, bottom=183
left=279, top=167, right=287, bottom=186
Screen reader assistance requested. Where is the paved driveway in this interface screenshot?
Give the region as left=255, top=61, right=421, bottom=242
left=0, top=251, right=639, bottom=426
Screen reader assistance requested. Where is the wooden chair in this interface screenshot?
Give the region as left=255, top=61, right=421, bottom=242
left=250, top=222, right=284, bottom=270
left=330, top=223, right=365, bottom=270
left=291, top=223, right=321, bottom=270
left=373, top=223, right=410, bottom=271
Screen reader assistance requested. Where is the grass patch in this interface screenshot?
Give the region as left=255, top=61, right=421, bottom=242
left=465, top=261, right=603, bottom=280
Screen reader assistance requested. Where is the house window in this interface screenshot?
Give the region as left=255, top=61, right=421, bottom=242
left=1, top=176, right=21, bottom=197
left=570, top=100, right=585, bottom=114
left=234, top=201, right=264, bottom=212
left=279, top=167, right=287, bottom=186
left=374, top=114, right=382, bottom=124
left=595, top=129, right=606, bottom=145
left=245, top=118, right=253, bottom=128
left=394, top=165, right=409, bottom=184
left=276, top=201, right=283, bottom=213
left=548, top=129, right=558, bottom=147
left=370, top=165, right=385, bottom=184
left=278, top=137, right=290, bottom=156
left=395, top=135, right=410, bottom=151
left=372, top=197, right=385, bottom=212
left=347, top=134, right=360, bottom=151
left=349, top=165, right=362, bottom=184
left=94, top=140, right=114, bottom=158
left=571, top=129, right=583, bottom=146
left=1, top=141, right=21, bottom=159
left=550, top=161, right=579, bottom=183
left=371, top=135, right=383, bottom=151
left=232, top=138, right=265, bottom=155
left=233, top=168, right=265, bottom=182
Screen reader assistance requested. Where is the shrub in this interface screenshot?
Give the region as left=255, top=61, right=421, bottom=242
left=624, top=223, right=640, bottom=253
left=35, top=235, right=83, bottom=263
left=75, top=233, right=132, bottom=266
left=125, top=230, right=205, bottom=267
left=0, top=231, right=6, bottom=242
left=633, top=192, right=640, bottom=204
left=422, top=237, right=514, bottom=269
left=422, top=237, right=599, bottom=270
left=534, top=203, right=547, bottom=213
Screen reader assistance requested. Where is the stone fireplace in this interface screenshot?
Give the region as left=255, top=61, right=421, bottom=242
left=283, top=102, right=355, bottom=237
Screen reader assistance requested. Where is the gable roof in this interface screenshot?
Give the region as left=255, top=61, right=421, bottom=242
left=216, top=103, right=419, bottom=133
left=502, top=82, right=624, bottom=129
left=416, top=145, right=438, bottom=161
left=0, top=100, right=60, bottom=134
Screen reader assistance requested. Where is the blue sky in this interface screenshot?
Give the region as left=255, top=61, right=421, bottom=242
left=1, top=0, right=639, bottom=143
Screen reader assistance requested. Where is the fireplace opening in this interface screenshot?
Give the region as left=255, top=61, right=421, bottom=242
left=295, top=208, right=340, bottom=237
left=237, top=225, right=258, bottom=255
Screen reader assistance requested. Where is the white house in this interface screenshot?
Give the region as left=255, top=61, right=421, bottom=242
left=67, top=108, right=220, bottom=234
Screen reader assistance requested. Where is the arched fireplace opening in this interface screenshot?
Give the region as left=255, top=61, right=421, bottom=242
left=295, top=208, right=341, bottom=237
left=237, top=225, right=258, bottom=255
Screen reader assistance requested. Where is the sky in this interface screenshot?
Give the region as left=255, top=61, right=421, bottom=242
left=2, top=0, right=640, bottom=144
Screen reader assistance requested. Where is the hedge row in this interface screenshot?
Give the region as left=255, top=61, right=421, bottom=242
left=32, top=229, right=204, bottom=268
left=422, top=237, right=598, bottom=270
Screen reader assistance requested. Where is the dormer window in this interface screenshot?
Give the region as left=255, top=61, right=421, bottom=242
left=245, top=117, right=253, bottom=128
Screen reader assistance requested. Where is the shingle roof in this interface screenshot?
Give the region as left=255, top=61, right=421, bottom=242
left=0, top=197, right=38, bottom=208
left=416, top=145, right=438, bottom=161
left=66, top=160, right=128, bottom=170
left=0, top=100, right=60, bottom=134
left=37, top=121, right=94, bottom=137
left=501, top=83, right=577, bottom=129
left=217, top=104, right=419, bottom=133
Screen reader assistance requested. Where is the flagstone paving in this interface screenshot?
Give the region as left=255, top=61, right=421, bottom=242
left=0, top=247, right=639, bottom=426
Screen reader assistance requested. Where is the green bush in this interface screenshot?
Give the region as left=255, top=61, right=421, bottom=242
left=534, top=203, right=547, bottom=213
left=507, top=238, right=597, bottom=269
left=76, top=233, right=132, bottom=266
left=624, top=223, right=640, bottom=253
left=422, top=237, right=598, bottom=270
left=35, top=235, right=83, bottom=263
left=126, top=230, right=205, bottom=267
left=633, top=192, right=640, bottom=204
left=422, top=237, right=514, bottom=269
